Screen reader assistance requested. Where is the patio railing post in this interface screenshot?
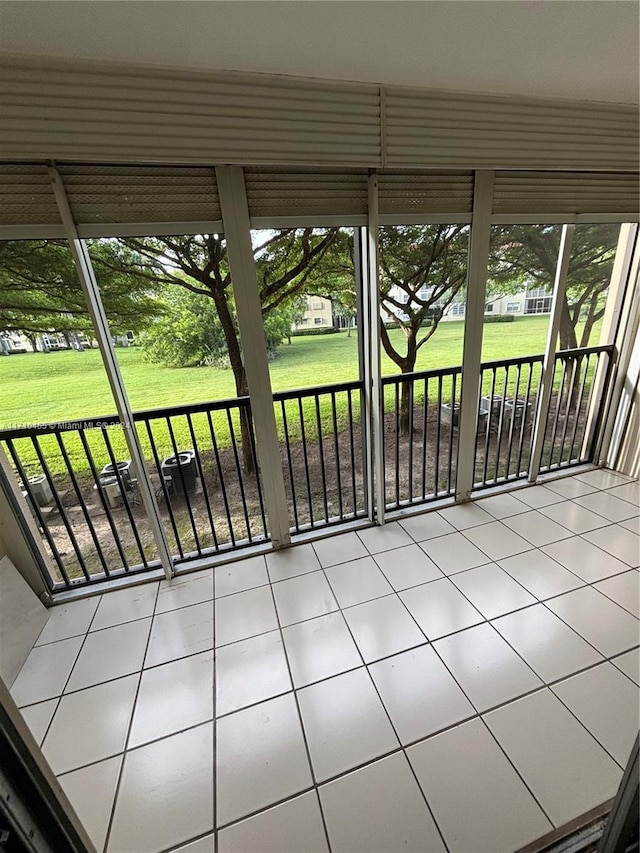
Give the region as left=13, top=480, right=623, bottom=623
left=215, top=166, right=291, bottom=549
left=528, top=224, right=575, bottom=482
left=456, top=170, right=494, bottom=502
left=48, top=164, right=175, bottom=581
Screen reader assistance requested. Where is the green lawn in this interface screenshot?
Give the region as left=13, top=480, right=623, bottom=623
left=0, top=315, right=600, bottom=475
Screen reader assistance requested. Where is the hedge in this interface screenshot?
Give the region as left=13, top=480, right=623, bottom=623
left=483, top=314, right=516, bottom=323
left=290, top=327, right=340, bottom=337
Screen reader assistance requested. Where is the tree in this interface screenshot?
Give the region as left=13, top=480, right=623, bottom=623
left=93, top=230, right=339, bottom=471
left=488, top=224, right=619, bottom=350
left=0, top=240, right=160, bottom=342
left=378, top=225, right=470, bottom=431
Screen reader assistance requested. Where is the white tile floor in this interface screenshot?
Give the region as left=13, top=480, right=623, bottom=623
left=10, top=470, right=640, bottom=853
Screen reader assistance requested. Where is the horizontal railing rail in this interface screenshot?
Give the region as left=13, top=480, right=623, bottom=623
left=539, top=344, right=615, bottom=473
left=382, top=365, right=462, bottom=510
left=274, top=379, right=368, bottom=533
left=473, top=353, right=544, bottom=490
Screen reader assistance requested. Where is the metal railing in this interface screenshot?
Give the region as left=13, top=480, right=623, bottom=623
left=0, top=396, right=269, bottom=591
left=381, top=366, right=462, bottom=510
left=473, top=354, right=544, bottom=489
left=274, top=380, right=368, bottom=533
left=539, top=344, right=615, bottom=473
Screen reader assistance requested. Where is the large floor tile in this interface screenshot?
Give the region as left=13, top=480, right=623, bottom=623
left=492, top=604, right=603, bottom=683
left=145, top=601, right=213, bottom=668
left=552, top=662, right=639, bottom=766
left=11, top=635, right=83, bottom=706
left=59, top=755, right=122, bottom=853
left=215, top=555, right=269, bottom=596
left=43, top=675, right=137, bottom=774
left=513, top=485, right=565, bottom=509
left=297, top=668, right=398, bottom=782
left=408, top=718, right=552, bottom=852
left=91, top=583, right=158, bottom=631
left=215, top=586, right=277, bottom=646
left=312, top=532, right=368, bottom=568
left=266, top=543, right=321, bottom=582
left=485, top=689, right=622, bottom=827
left=218, top=792, right=328, bottom=853
left=434, top=623, right=542, bottom=712
left=612, top=648, right=640, bottom=686
left=451, top=563, right=536, bottom=619
left=325, top=556, right=393, bottom=607
left=343, top=594, right=426, bottom=662
left=583, top=525, right=640, bottom=568
left=502, top=510, right=572, bottom=547
left=538, top=501, right=610, bottom=534
left=374, top=544, right=443, bottom=591
left=419, top=532, right=490, bottom=575
left=216, top=693, right=312, bottom=826
left=497, top=550, right=584, bottom=600
left=398, top=511, right=455, bottom=542
left=474, top=491, right=531, bottom=519
left=400, top=578, right=484, bottom=640
left=19, top=698, right=58, bottom=746
left=272, top=571, right=338, bottom=626
left=575, top=468, right=631, bottom=490
left=216, top=630, right=291, bottom=716
left=155, top=570, right=213, bottom=613
left=356, top=521, right=413, bottom=553
left=35, top=598, right=99, bottom=645
left=108, top=722, right=214, bottom=853
left=620, top=516, right=640, bottom=534
left=172, top=838, right=214, bottom=853
left=438, top=502, right=494, bottom=530
left=320, top=752, right=445, bottom=853
left=542, top=536, right=630, bottom=583
left=369, top=646, right=474, bottom=744
left=282, top=611, right=362, bottom=687
left=66, top=619, right=151, bottom=692
left=463, top=520, right=534, bottom=560
left=606, top=481, right=640, bottom=506
left=594, top=570, right=640, bottom=617
left=574, top=490, right=639, bottom=522
left=545, top=586, right=639, bottom=657
left=129, top=650, right=214, bottom=748
left=543, top=477, right=598, bottom=500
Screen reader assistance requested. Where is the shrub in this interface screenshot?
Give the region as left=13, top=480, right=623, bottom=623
left=290, top=327, right=340, bottom=336
left=483, top=314, right=515, bottom=323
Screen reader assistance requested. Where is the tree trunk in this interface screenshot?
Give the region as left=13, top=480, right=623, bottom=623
left=212, top=290, right=255, bottom=475
left=558, top=297, right=578, bottom=351
left=398, top=333, right=418, bottom=435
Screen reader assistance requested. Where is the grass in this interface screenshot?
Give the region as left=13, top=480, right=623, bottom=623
left=0, top=315, right=600, bottom=475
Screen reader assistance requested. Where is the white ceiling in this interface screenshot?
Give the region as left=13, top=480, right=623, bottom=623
left=0, top=0, right=638, bottom=105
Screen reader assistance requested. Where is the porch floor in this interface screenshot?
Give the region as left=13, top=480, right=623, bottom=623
left=10, top=469, right=640, bottom=853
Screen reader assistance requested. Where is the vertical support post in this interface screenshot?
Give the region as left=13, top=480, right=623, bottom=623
left=48, top=166, right=174, bottom=581
left=583, top=224, right=638, bottom=459
left=354, top=228, right=374, bottom=519
left=367, top=173, right=385, bottom=524
left=456, top=170, right=494, bottom=502
left=528, top=224, right=575, bottom=481
left=215, top=166, right=291, bottom=549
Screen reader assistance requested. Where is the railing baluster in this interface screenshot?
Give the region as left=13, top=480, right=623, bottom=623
left=144, top=419, right=183, bottom=559
left=407, top=379, right=415, bottom=504
left=226, top=408, right=253, bottom=542
left=280, top=399, right=299, bottom=533
left=394, top=382, right=400, bottom=508
left=421, top=377, right=428, bottom=502
left=297, top=396, right=314, bottom=528
left=186, top=413, right=219, bottom=550
left=5, top=438, right=69, bottom=587
left=315, top=394, right=330, bottom=523
left=206, top=411, right=235, bottom=547
left=347, top=388, right=358, bottom=517
left=548, top=356, right=568, bottom=469
left=166, top=416, right=201, bottom=554
left=331, top=391, right=344, bottom=520
left=434, top=375, right=442, bottom=496
left=504, top=364, right=521, bottom=481
left=245, top=405, right=268, bottom=539
left=102, top=426, right=148, bottom=567
left=482, top=367, right=497, bottom=486
left=557, top=355, right=579, bottom=467
left=567, top=354, right=590, bottom=463
left=446, top=374, right=456, bottom=495
left=31, top=435, right=91, bottom=582
left=578, top=354, right=599, bottom=462
left=56, top=432, right=110, bottom=577
left=493, top=366, right=509, bottom=484
left=79, top=430, right=130, bottom=571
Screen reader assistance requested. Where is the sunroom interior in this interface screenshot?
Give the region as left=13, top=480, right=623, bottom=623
left=0, top=4, right=639, bottom=853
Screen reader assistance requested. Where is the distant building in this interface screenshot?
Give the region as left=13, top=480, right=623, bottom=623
left=292, top=296, right=334, bottom=330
